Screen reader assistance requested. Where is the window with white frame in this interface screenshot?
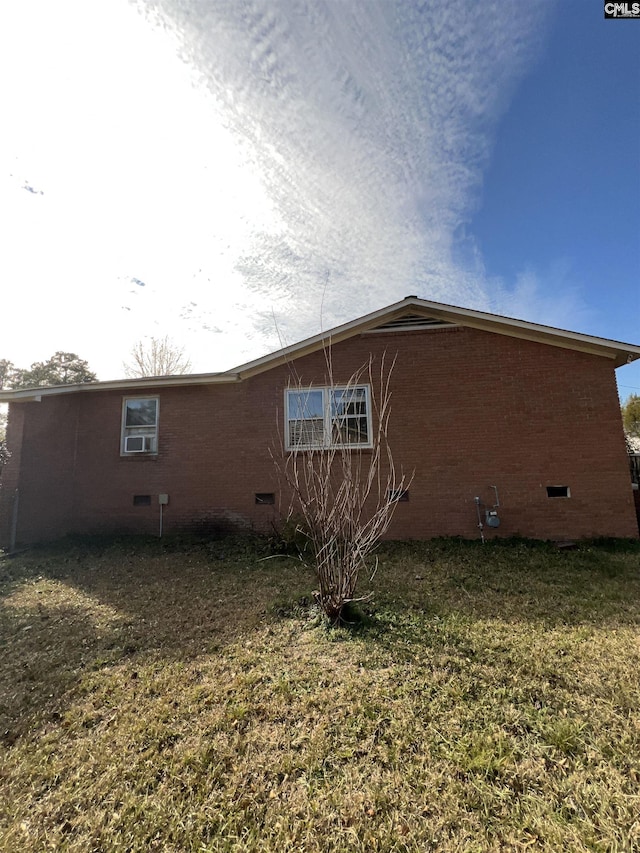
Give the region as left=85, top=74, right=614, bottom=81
left=285, top=385, right=372, bottom=450
left=121, top=397, right=159, bottom=455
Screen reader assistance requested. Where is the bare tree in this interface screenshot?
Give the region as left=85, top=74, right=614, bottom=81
left=275, top=352, right=412, bottom=624
left=123, top=336, right=191, bottom=378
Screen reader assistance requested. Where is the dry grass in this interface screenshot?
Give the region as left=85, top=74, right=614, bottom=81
left=1, top=535, right=639, bottom=852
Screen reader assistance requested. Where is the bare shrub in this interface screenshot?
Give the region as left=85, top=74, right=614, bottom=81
left=274, top=351, right=412, bottom=624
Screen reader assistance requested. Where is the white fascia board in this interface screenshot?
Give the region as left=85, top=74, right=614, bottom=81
left=3, top=298, right=638, bottom=403
left=405, top=298, right=640, bottom=365
left=225, top=296, right=640, bottom=377
left=0, top=372, right=240, bottom=403
left=225, top=298, right=420, bottom=378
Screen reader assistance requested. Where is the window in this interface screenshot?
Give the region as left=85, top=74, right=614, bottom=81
left=121, top=397, right=158, bottom=455
left=285, top=385, right=371, bottom=450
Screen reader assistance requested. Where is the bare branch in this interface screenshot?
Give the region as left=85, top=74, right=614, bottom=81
left=123, top=336, right=192, bottom=378
left=273, top=348, right=413, bottom=624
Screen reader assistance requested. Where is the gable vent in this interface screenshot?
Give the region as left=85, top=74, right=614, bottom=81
left=368, top=314, right=454, bottom=332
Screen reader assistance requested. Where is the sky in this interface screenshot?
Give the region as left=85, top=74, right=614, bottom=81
left=1, top=0, right=638, bottom=397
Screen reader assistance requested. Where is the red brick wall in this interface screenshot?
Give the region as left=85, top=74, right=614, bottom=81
left=1, top=327, right=637, bottom=546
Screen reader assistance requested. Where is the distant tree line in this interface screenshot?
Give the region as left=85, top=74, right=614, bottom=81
left=0, top=353, right=97, bottom=471
left=0, top=338, right=192, bottom=470
left=623, top=393, right=640, bottom=453
left=0, top=418, right=9, bottom=470
left=0, top=353, right=96, bottom=391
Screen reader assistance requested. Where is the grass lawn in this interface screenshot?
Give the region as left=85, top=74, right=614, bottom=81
left=1, top=535, right=639, bottom=852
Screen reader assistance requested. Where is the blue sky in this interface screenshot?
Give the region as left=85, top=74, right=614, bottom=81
left=469, top=2, right=640, bottom=400
left=0, top=0, right=638, bottom=398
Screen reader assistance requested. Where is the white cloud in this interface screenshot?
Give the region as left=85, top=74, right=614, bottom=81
left=0, top=0, right=557, bottom=379
left=132, top=0, right=555, bottom=341
left=490, top=263, right=593, bottom=331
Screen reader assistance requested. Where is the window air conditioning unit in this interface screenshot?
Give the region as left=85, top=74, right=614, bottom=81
left=125, top=435, right=153, bottom=453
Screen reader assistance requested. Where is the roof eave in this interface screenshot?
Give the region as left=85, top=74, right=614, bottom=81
left=226, top=299, right=421, bottom=379
left=2, top=297, right=638, bottom=402
left=225, top=296, right=640, bottom=377
left=0, top=371, right=240, bottom=403
left=403, top=300, right=640, bottom=367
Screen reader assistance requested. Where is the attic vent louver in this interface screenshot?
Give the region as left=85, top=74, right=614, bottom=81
left=371, top=314, right=453, bottom=332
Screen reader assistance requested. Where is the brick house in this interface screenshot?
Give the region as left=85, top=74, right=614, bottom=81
left=1, top=296, right=639, bottom=548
